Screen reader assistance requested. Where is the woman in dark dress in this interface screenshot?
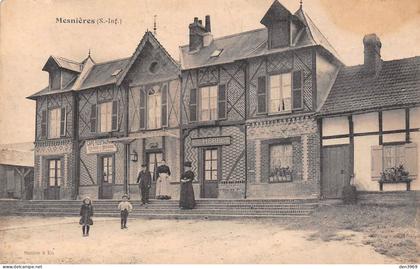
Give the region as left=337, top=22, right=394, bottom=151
left=79, top=197, right=94, bottom=237
left=179, top=162, right=196, bottom=209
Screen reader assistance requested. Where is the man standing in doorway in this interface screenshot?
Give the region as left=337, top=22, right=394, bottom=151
left=137, top=163, right=151, bottom=205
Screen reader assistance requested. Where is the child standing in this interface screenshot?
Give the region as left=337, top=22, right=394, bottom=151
left=79, top=197, right=94, bottom=237
left=118, top=194, right=133, bottom=229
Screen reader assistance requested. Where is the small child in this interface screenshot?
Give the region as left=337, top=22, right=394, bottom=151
left=118, top=194, right=133, bottom=229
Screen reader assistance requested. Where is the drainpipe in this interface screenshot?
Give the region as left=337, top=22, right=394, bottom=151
left=244, top=61, right=248, bottom=199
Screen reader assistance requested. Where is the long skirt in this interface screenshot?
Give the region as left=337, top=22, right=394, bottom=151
left=179, top=181, right=195, bottom=209
left=156, top=173, right=171, bottom=199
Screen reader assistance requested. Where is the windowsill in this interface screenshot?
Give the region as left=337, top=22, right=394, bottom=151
left=268, top=181, right=293, bottom=184
left=268, top=111, right=292, bottom=116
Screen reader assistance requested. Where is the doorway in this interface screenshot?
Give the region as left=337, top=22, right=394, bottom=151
left=98, top=155, right=114, bottom=199
left=45, top=159, right=61, bottom=200
left=146, top=152, right=163, bottom=199
left=200, top=148, right=219, bottom=198
left=321, top=145, right=351, bottom=198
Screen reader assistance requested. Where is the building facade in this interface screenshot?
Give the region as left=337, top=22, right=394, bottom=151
left=29, top=32, right=181, bottom=200
left=179, top=1, right=341, bottom=199
left=28, top=1, right=419, bottom=200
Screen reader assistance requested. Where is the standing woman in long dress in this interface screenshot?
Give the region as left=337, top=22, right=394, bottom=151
left=179, top=161, right=196, bottom=209
left=156, top=159, right=171, bottom=200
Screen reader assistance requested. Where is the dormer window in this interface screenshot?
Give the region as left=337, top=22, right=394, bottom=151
left=210, top=49, right=223, bottom=58
left=112, top=69, right=122, bottom=76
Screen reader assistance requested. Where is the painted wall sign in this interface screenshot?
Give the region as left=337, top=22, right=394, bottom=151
left=86, top=140, right=117, bottom=155
left=191, top=136, right=231, bottom=147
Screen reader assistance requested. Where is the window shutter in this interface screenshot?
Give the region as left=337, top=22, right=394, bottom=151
left=161, top=84, right=168, bottom=127
left=189, top=88, right=198, bottom=122
left=139, top=88, right=146, bottom=129
left=111, top=100, right=118, bottom=131
left=90, top=104, right=97, bottom=133
left=371, top=145, right=383, bottom=180
left=257, top=76, right=267, bottom=114
left=292, top=71, right=303, bottom=110
left=60, top=107, right=66, bottom=137
left=404, top=143, right=417, bottom=177
left=41, top=110, right=47, bottom=138
left=218, top=84, right=227, bottom=119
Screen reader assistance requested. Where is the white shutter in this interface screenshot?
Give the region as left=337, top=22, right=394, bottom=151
left=404, top=143, right=417, bottom=177
left=371, top=145, right=383, bottom=180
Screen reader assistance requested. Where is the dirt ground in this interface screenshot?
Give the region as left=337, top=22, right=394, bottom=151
left=0, top=210, right=408, bottom=264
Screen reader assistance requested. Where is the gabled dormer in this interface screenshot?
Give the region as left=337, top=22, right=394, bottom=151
left=261, top=0, right=304, bottom=49
left=42, top=56, right=82, bottom=91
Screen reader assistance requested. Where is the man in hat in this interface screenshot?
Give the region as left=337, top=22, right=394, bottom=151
left=118, top=194, right=133, bottom=229
left=136, top=163, right=152, bottom=205
left=179, top=161, right=196, bottom=209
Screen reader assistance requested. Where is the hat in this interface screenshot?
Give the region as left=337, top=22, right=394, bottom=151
left=184, top=161, right=192, bottom=167
left=122, top=194, right=129, bottom=199
left=82, top=196, right=91, bottom=203
left=141, top=163, right=147, bottom=167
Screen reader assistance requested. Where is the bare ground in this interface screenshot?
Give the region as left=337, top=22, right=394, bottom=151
left=0, top=203, right=417, bottom=264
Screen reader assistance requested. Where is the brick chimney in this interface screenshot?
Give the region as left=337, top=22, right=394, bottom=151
left=363, top=34, right=382, bottom=76
left=189, top=16, right=212, bottom=52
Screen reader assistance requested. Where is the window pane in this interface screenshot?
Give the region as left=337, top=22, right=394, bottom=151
left=205, top=171, right=211, bottom=181
left=269, top=144, right=293, bottom=182
left=212, top=171, right=218, bottom=180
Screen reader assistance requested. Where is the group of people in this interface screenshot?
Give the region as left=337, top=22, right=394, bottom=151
left=78, top=160, right=196, bottom=237
left=136, top=160, right=196, bottom=209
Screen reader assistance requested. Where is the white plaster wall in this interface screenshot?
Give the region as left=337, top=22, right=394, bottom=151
left=409, top=132, right=420, bottom=190
left=382, top=109, right=405, bottom=131
left=322, top=117, right=349, bottom=136
left=323, top=138, right=350, bottom=146
left=383, top=133, right=406, bottom=143
left=354, top=135, right=379, bottom=191
left=353, top=112, right=378, bottom=133
left=410, top=107, right=420, bottom=128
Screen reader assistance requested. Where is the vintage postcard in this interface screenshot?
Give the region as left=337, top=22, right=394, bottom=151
left=0, top=0, right=419, bottom=266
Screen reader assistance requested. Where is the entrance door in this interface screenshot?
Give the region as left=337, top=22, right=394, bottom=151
left=321, top=145, right=351, bottom=198
left=147, top=152, right=163, bottom=199
left=201, top=148, right=219, bottom=198
left=24, top=171, right=34, bottom=200
left=45, top=159, right=61, bottom=200
left=99, top=155, right=114, bottom=199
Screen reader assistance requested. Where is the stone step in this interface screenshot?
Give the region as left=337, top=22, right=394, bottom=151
left=19, top=204, right=317, bottom=209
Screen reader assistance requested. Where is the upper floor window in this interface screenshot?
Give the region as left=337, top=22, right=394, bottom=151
left=200, top=86, right=218, bottom=121
left=99, top=102, right=113, bottom=133
left=139, top=84, right=168, bottom=130
left=257, top=70, right=303, bottom=114
left=269, top=73, right=291, bottom=113
left=48, top=108, right=61, bottom=138
left=42, top=107, right=66, bottom=139
left=90, top=101, right=118, bottom=133
left=147, top=87, right=162, bottom=129
left=189, top=84, right=226, bottom=122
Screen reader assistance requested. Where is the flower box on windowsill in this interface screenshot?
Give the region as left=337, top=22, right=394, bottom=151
left=269, top=167, right=293, bottom=183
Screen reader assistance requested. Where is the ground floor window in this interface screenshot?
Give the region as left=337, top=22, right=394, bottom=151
left=204, top=148, right=218, bottom=181
left=383, top=144, right=405, bottom=169
left=48, top=159, right=62, bottom=187
left=269, top=144, right=293, bottom=182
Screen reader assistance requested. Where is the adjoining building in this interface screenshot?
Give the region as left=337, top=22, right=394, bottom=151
left=179, top=1, right=341, bottom=199
left=0, top=143, right=34, bottom=200
left=319, top=34, right=420, bottom=197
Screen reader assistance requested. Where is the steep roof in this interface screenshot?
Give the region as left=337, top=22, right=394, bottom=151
left=319, top=56, right=420, bottom=116
left=180, top=2, right=341, bottom=70
left=43, top=56, right=83, bottom=73
left=116, top=31, right=180, bottom=85
left=78, top=57, right=130, bottom=90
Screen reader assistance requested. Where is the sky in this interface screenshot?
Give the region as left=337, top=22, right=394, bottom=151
left=1, top=0, right=419, bottom=144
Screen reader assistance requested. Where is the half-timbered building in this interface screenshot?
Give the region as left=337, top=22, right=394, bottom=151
left=319, top=34, right=420, bottom=197
left=28, top=32, right=180, bottom=200
left=180, top=1, right=341, bottom=199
